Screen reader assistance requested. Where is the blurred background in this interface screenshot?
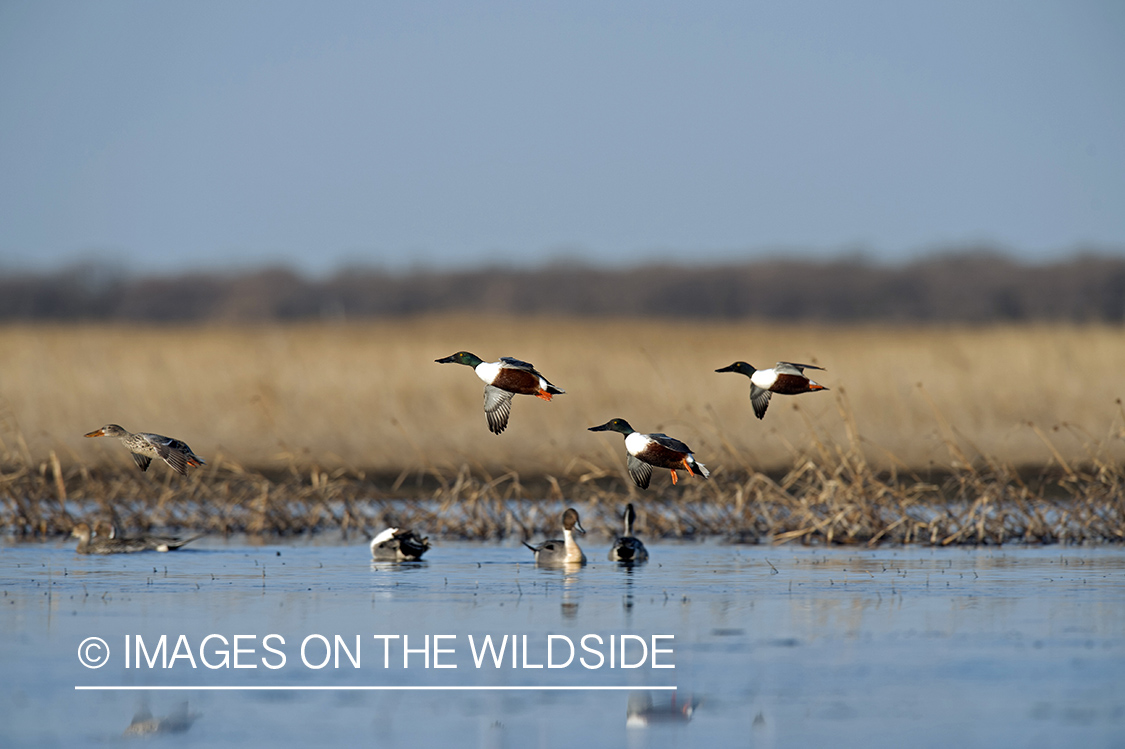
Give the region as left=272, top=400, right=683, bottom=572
left=1, top=1, right=1123, bottom=473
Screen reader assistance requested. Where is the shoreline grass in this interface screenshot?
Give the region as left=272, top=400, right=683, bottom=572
left=4, top=406, right=1122, bottom=545
left=1, top=319, right=1122, bottom=545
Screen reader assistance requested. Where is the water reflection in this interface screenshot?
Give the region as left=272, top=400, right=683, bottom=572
left=625, top=690, right=698, bottom=727
left=3, top=542, right=1124, bottom=748
left=123, top=701, right=201, bottom=737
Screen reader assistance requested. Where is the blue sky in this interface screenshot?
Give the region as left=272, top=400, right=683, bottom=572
left=1, top=1, right=1123, bottom=275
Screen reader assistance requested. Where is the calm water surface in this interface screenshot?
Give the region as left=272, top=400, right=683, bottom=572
left=2, top=537, right=1123, bottom=748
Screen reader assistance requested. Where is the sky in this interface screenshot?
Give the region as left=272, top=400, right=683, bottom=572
left=1, top=1, right=1123, bottom=276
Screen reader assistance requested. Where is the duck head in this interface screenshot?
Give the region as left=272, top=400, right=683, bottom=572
left=562, top=508, right=585, bottom=534
left=435, top=352, right=484, bottom=367
left=85, top=424, right=127, bottom=438
left=715, top=362, right=756, bottom=377
left=588, top=418, right=636, bottom=435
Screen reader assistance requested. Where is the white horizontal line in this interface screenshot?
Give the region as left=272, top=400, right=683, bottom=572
left=75, top=685, right=676, bottom=692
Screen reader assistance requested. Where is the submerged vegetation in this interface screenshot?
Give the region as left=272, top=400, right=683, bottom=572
left=1, top=319, right=1122, bottom=546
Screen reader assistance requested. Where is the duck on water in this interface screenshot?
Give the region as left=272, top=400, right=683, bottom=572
left=70, top=522, right=202, bottom=554
left=524, top=508, right=586, bottom=566
left=609, top=503, right=649, bottom=563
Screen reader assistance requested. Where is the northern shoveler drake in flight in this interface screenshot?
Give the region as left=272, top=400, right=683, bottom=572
left=523, top=507, right=586, bottom=566
left=84, top=424, right=206, bottom=476
left=70, top=522, right=202, bottom=554
left=715, top=361, right=828, bottom=419
left=369, top=527, right=430, bottom=561
left=589, top=418, right=710, bottom=489
left=435, top=352, right=564, bottom=434
left=608, top=503, right=649, bottom=563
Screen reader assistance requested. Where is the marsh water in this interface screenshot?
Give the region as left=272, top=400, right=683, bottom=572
left=2, top=537, right=1123, bottom=748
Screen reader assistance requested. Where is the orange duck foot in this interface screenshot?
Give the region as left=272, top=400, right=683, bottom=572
left=536, top=389, right=554, bottom=401
left=669, top=469, right=678, bottom=485
left=682, top=458, right=696, bottom=477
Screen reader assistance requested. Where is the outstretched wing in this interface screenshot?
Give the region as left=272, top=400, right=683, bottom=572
left=648, top=432, right=693, bottom=454
left=750, top=384, right=772, bottom=419
left=130, top=452, right=152, bottom=472
left=626, top=454, right=653, bottom=489
left=153, top=441, right=189, bottom=475
left=483, top=385, right=515, bottom=434
left=775, top=361, right=824, bottom=375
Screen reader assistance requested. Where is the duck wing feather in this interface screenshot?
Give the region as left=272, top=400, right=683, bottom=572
left=750, top=385, right=772, bottom=419
left=626, top=454, right=653, bottom=489
left=483, top=385, right=514, bottom=434
left=775, top=361, right=824, bottom=375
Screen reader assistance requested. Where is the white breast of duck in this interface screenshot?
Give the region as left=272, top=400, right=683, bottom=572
left=563, top=528, right=586, bottom=564
left=624, top=431, right=656, bottom=457
left=750, top=368, right=779, bottom=389
left=474, top=361, right=503, bottom=385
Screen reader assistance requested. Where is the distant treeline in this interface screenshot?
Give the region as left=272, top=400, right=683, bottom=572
left=2, top=252, right=1124, bottom=323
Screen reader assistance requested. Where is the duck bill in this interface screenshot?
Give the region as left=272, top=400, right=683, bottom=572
left=587, top=422, right=613, bottom=432
left=84, top=429, right=105, bottom=438
left=574, top=520, right=587, bottom=535
left=434, top=355, right=457, bottom=364
left=714, top=363, right=738, bottom=373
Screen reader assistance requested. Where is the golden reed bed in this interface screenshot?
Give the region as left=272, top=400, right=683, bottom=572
left=1, top=318, right=1123, bottom=543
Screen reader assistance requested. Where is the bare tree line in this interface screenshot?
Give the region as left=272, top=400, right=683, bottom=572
left=1, top=251, right=1123, bottom=323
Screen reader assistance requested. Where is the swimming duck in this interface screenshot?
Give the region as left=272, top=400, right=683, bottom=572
left=608, top=503, right=649, bottom=563
left=93, top=519, right=181, bottom=549
left=369, top=527, right=430, bottom=561
left=84, top=424, right=206, bottom=476
left=523, top=508, right=587, bottom=566
left=588, top=419, right=709, bottom=489
left=70, top=523, right=201, bottom=554
left=435, top=352, right=564, bottom=434
left=715, top=361, right=828, bottom=419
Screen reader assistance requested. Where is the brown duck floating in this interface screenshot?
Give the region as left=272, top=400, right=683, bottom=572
left=71, top=523, right=202, bottom=554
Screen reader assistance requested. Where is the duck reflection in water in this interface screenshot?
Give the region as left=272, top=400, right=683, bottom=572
left=123, top=701, right=201, bottom=736
left=626, top=691, right=699, bottom=728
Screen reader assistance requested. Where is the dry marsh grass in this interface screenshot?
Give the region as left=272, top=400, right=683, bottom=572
left=1, top=318, right=1123, bottom=544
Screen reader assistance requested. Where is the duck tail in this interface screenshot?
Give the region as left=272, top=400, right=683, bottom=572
left=522, top=541, right=538, bottom=552
left=171, top=534, right=205, bottom=550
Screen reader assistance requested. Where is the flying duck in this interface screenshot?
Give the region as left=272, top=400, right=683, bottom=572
left=589, top=418, right=709, bottom=489
left=435, top=352, right=564, bottom=434
left=715, top=361, right=828, bottom=419
left=84, top=424, right=206, bottom=476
